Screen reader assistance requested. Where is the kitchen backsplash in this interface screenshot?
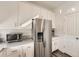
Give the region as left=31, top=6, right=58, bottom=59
left=0, top=28, right=32, bottom=42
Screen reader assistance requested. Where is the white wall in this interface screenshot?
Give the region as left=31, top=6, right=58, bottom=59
left=0, top=2, right=18, bottom=27
left=54, top=6, right=79, bottom=36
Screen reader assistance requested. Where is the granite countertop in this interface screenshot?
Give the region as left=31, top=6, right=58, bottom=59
left=0, top=39, right=34, bottom=49
left=7, top=39, right=34, bottom=47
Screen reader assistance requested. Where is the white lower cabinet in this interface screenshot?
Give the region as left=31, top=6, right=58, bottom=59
left=0, top=42, right=34, bottom=57
left=52, top=39, right=58, bottom=52
left=26, top=44, right=34, bottom=57
left=10, top=42, right=34, bottom=57
left=25, top=46, right=32, bottom=57
left=53, top=37, right=79, bottom=57
left=6, top=46, right=20, bottom=57
left=22, top=42, right=34, bottom=57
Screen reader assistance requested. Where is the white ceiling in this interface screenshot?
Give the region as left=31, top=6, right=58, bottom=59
left=29, top=1, right=79, bottom=11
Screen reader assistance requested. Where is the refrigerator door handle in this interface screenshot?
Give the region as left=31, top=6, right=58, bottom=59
left=43, top=39, right=46, bottom=47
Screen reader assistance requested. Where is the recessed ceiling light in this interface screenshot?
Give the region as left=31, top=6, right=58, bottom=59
left=71, top=8, right=76, bottom=11
left=59, top=9, right=62, bottom=14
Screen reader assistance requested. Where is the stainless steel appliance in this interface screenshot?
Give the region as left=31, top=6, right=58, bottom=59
left=7, top=33, right=22, bottom=43
left=32, top=18, right=52, bottom=57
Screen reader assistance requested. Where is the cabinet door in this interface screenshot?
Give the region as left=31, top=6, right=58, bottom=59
left=52, top=38, right=58, bottom=52
left=21, top=45, right=27, bottom=57
left=6, top=47, right=20, bottom=57
left=26, top=46, right=32, bottom=57
left=63, top=38, right=74, bottom=55
left=21, top=45, right=31, bottom=57
left=61, top=37, right=78, bottom=57
left=30, top=45, right=34, bottom=57
left=16, top=46, right=23, bottom=57
left=26, top=42, right=34, bottom=57
left=22, top=42, right=34, bottom=57
left=26, top=45, right=34, bottom=57
left=71, top=39, right=79, bottom=57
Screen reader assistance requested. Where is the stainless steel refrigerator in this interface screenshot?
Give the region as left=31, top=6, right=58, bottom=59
left=32, top=18, right=52, bottom=57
